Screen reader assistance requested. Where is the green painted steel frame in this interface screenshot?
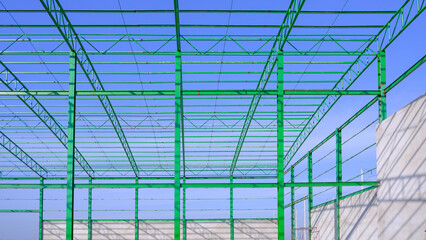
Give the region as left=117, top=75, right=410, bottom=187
left=283, top=0, right=425, bottom=167
left=40, top=0, right=140, bottom=177
left=0, top=89, right=382, bottom=96
left=0, top=130, right=47, bottom=178
left=39, top=178, right=44, bottom=240
left=0, top=1, right=425, bottom=240
left=0, top=61, right=94, bottom=177
left=66, top=51, right=77, bottom=239
left=135, top=178, right=139, bottom=240
left=174, top=52, right=183, bottom=240
left=282, top=52, right=426, bottom=240
left=335, top=128, right=342, bottom=240
left=0, top=181, right=379, bottom=189
left=378, top=51, right=387, bottom=122
left=290, top=167, right=295, bottom=240
left=307, top=152, right=313, bottom=240
left=277, top=50, right=285, bottom=240
left=88, top=177, right=92, bottom=240
left=230, top=0, right=306, bottom=175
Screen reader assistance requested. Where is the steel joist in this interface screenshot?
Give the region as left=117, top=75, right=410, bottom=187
left=0, top=1, right=424, bottom=240
left=40, top=0, right=140, bottom=177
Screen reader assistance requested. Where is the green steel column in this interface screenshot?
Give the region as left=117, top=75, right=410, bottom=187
left=230, top=177, right=234, bottom=240
left=88, top=177, right=92, bottom=240
left=277, top=50, right=285, bottom=240
left=335, top=128, right=342, bottom=240
left=182, top=178, right=186, bottom=240
left=66, top=51, right=77, bottom=240
left=308, top=152, right=313, bottom=240
left=135, top=178, right=139, bottom=240
left=174, top=52, right=182, bottom=240
left=291, top=167, right=295, bottom=240
left=378, top=51, right=387, bottom=122
left=39, top=178, right=43, bottom=240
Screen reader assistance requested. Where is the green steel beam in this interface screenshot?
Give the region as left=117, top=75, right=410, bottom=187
left=0, top=24, right=384, bottom=28
left=230, top=177, right=234, bottom=240
left=312, top=186, right=378, bottom=210
left=0, top=37, right=383, bottom=43
left=0, top=176, right=278, bottom=180
left=0, top=181, right=379, bottom=189
left=183, top=178, right=186, bottom=240
left=174, top=0, right=186, bottom=184
left=88, top=177, right=92, bottom=240
left=276, top=50, right=285, bottom=240
left=284, top=196, right=308, bottom=209
left=0, top=61, right=360, bottom=65
left=173, top=0, right=181, bottom=52
left=378, top=51, right=387, bottom=122
left=0, top=130, right=47, bottom=177
left=66, top=51, right=77, bottom=240
left=284, top=196, right=308, bottom=208
left=230, top=0, right=306, bottom=175
left=42, top=218, right=279, bottom=222
left=135, top=178, right=139, bottom=240
left=39, top=0, right=140, bottom=176
left=0, top=210, right=39, bottom=213
left=0, top=50, right=373, bottom=55
left=285, top=95, right=380, bottom=175
left=174, top=52, right=182, bottom=240
left=0, top=70, right=353, bottom=74
left=335, top=128, right=342, bottom=240
left=308, top=152, right=313, bottom=240
left=39, top=178, right=44, bottom=240
left=385, top=54, right=426, bottom=93
left=1, top=2, right=421, bottom=233
left=291, top=166, right=295, bottom=240
left=0, top=10, right=397, bottom=14
left=283, top=0, right=426, bottom=168
left=0, top=89, right=382, bottom=96
left=0, top=61, right=94, bottom=176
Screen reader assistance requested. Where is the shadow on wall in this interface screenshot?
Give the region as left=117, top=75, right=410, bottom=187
left=43, top=221, right=88, bottom=240
left=234, top=220, right=277, bottom=240
left=42, top=220, right=278, bottom=240
left=376, top=93, right=425, bottom=240
left=311, top=93, right=426, bottom=240
left=311, top=188, right=379, bottom=240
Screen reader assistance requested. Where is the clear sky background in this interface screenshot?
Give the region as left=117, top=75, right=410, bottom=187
left=0, top=0, right=425, bottom=239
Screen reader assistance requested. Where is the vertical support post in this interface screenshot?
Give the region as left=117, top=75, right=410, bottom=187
left=39, top=178, right=43, bottom=240
left=182, top=178, right=186, bottom=240
left=88, top=177, right=92, bottom=240
left=291, top=167, right=295, bottom=240
left=277, top=50, right=285, bottom=240
left=135, top=178, right=139, bottom=240
left=378, top=50, right=387, bottom=122
left=174, top=52, right=182, bottom=240
left=335, top=128, right=342, bottom=240
left=307, top=152, right=313, bottom=240
left=66, top=51, right=77, bottom=240
left=230, top=177, right=234, bottom=240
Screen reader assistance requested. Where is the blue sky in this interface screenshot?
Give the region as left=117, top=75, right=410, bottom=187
left=0, top=0, right=425, bottom=239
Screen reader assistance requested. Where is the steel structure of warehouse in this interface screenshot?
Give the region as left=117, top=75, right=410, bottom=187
left=0, top=0, right=425, bottom=239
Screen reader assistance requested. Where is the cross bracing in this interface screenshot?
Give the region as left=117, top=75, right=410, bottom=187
left=0, top=0, right=424, bottom=178
left=0, top=0, right=425, bottom=239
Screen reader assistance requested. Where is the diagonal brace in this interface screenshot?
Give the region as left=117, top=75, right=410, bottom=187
left=40, top=0, right=140, bottom=176
left=0, top=130, right=48, bottom=177
left=230, top=0, right=305, bottom=175
left=0, top=61, right=94, bottom=177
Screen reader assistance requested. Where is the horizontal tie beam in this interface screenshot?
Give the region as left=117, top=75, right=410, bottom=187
left=0, top=181, right=379, bottom=189
left=0, top=90, right=381, bottom=96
